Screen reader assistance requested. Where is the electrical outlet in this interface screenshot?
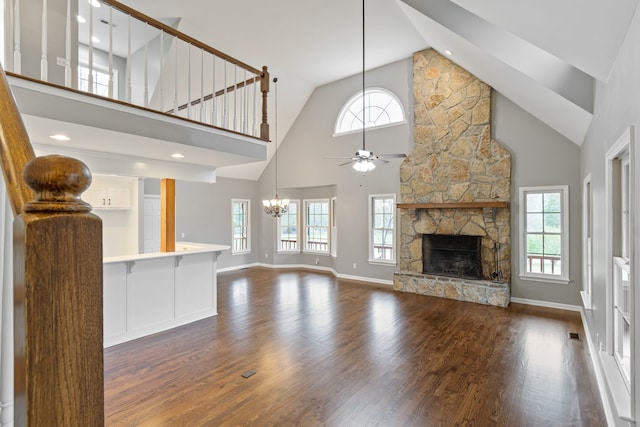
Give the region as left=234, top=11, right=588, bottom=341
left=315, top=258, right=319, bottom=265
left=265, top=253, right=269, bottom=259
left=181, top=232, right=185, bottom=238
left=56, top=56, right=68, bottom=67
left=353, top=263, right=357, bottom=269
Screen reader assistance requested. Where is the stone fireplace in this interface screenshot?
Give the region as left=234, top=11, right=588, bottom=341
left=393, top=49, right=511, bottom=307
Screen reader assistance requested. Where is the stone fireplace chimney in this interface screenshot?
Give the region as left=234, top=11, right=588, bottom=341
left=393, top=49, right=511, bottom=307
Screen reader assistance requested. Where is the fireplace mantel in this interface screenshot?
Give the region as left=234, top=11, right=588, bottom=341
left=397, top=201, right=508, bottom=210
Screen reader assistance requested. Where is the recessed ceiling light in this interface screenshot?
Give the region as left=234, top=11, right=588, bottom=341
left=171, top=153, right=184, bottom=158
left=50, top=134, right=70, bottom=141
left=77, top=15, right=86, bottom=23
left=91, top=36, right=100, bottom=44
left=89, top=0, right=101, bottom=7
left=444, top=49, right=453, bottom=56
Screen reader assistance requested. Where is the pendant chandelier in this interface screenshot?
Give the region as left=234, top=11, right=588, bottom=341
left=262, top=77, right=289, bottom=217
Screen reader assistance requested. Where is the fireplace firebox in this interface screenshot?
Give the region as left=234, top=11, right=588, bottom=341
left=422, top=234, right=482, bottom=279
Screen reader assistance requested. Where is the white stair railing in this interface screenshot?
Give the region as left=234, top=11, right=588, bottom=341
left=5, top=0, right=270, bottom=141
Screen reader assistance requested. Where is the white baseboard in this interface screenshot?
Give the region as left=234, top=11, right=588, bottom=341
left=580, top=311, right=617, bottom=427
left=510, top=297, right=582, bottom=312
left=218, top=262, right=393, bottom=285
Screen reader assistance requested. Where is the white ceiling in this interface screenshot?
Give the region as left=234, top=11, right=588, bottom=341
left=18, top=0, right=640, bottom=180
left=118, top=0, right=639, bottom=179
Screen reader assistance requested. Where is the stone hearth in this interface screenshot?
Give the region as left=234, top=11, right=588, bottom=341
left=393, top=49, right=511, bottom=307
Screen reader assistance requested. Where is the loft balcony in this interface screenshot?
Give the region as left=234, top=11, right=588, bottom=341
left=3, top=0, right=270, bottom=182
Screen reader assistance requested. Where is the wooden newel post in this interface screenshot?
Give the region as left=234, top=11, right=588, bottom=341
left=13, top=155, right=104, bottom=426
left=260, top=65, right=270, bottom=141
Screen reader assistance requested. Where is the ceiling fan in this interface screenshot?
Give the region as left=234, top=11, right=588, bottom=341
left=328, top=149, right=406, bottom=172
left=328, top=0, right=406, bottom=172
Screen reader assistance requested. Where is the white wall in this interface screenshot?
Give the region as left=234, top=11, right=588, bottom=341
left=580, top=4, right=640, bottom=426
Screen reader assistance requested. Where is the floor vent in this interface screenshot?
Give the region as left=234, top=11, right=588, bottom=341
left=568, top=332, right=581, bottom=340
left=241, top=370, right=256, bottom=378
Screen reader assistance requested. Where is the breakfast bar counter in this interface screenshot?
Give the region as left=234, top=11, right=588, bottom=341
left=103, top=242, right=229, bottom=347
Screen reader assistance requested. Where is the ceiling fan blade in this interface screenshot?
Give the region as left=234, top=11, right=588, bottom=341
left=338, top=160, right=356, bottom=166
left=374, top=158, right=389, bottom=164
left=377, top=153, right=407, bottom=159
left=325, top=156, right=355, bottom=160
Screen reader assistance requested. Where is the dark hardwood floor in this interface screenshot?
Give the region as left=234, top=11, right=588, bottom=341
left=104, top=267, right=606, bottom=426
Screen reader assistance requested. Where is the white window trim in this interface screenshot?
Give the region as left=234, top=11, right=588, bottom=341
left=277, top=199, right=300, bottom=254
left=368, top=193, right=396, bottom=265
left=303, top=198, right=331, bottom=255
left=231, top=199, right=251, bottom=255
left=333, top=87, right=406, bottom=136
left=603, top=126, right=635, bottom=421
left=518, top=185, right=570, bottom=284
left=581, top=173, right=593, bottom=310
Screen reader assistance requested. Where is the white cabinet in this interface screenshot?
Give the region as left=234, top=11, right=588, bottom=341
left=84, top=175, right=133, bottom=209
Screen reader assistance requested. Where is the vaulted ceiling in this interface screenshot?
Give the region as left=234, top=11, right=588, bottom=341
left=25, top=0, right=640, bottom=180
left=123, top=0, right=638, bottom=179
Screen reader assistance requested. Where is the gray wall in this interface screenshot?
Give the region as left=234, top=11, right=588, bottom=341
left=255, top=56, right=583, bottom=294
left=580, top=5, right=640, bottom=425
left=174, top=177, right=259, bottom=269
left=257, top=58, right=414, bottom=281
left=492, top=93, right=583, bottom=305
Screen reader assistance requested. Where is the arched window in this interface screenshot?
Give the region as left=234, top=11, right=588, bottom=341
left=334, top=87, right=406, bottom=136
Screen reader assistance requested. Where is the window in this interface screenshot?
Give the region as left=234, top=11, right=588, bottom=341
left=231, top=199, right=250, bottom=254
left=330, top=197, right=337, bottom=257
left=78, top=65, right=118, bottom=99
left=369, top=194, right=396, bottom=264
left=334, top=87, right=405, bottom=135
left=278, top=200, right=299, bottom=252
left=303, top=199, right=330, bottom=254
left=603, top=126, right=635, bottom=415
left=519, top=186, right=569, bottom=284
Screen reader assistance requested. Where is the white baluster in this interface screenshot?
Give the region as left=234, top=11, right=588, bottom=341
left=64, top=0, right=71, bottom=86
left=223, top=61, right=228, bottom=128
left=143, top=23, right=149, bottom=107
left=40, top=0, right=48, bottom=81
left=200, top=49, right=204, bottom=122
left=108, top=6, right=113, bottom=98
left=159, top=30, right=164, bottom=111
left=126, top=14, right=131, bottom=102
left=211, top=54, right=216, bottom=126
left=13, top=0, right=21, bottom=74
left=187, top=43, right=191, bottom=119
left=173, top=38, right=178, bottom=115
left=243, top=69, right=248, bottom=133
left=233, top=65, right=237, bottom=131
left=253, top=76, right=257, bottom=137
left=0, top=180, right=15, bottom=427
left=88, top=0, right=94, bottom=93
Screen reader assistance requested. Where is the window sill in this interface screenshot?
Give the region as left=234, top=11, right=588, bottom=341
left=580, top=291, right=592, bottom=310
left=368, top=259, right=396, bottom=266
left=519, top=274, right=570, bottom=285
left=600, top=351, right=634, bottom=422
left=303, top=251, right=330, bottom=256
left=277, top=250, right=300, bottom=254
left=231, top=251, right=251, bottom=256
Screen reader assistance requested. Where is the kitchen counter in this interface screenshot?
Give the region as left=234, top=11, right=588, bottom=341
left=103, top=242, right=230, bottom=347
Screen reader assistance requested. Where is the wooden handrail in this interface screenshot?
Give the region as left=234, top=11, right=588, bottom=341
left=102, top=0, right=262, bottom=75
left=167, top=75, right=260, bottom=114
left=0, top=64, right=35, bottom=215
